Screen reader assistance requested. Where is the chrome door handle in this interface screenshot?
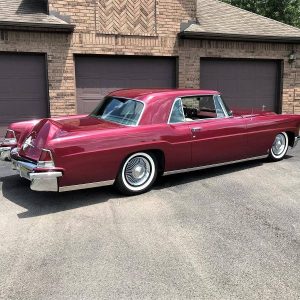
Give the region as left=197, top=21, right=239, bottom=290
left=191, top=127, right=202, bottom=138
left=191, top=127, right=202, bottom=133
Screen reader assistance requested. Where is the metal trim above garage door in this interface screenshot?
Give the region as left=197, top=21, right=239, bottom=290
left=0, top=52, right=49, bottom=135
left=200, top=58, right=282, bottom=113
left=75, top=55, right=178, bottom=115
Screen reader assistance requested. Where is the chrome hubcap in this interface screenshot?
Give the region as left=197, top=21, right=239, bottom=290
left=125, top=156, right=151, bottom=187
left=272, top=134, right=286, bottom=156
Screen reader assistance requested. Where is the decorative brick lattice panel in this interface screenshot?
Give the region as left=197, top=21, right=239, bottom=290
left=96, top=0, right=157, bottom=36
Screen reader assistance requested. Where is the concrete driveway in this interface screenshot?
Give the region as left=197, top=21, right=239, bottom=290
left=0, top=149, right=299, bottom=300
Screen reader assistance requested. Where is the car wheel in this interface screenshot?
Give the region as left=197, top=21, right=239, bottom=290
left=269, top=132, right=289, bottom=161
left=116, top=152, right=158, bottom=195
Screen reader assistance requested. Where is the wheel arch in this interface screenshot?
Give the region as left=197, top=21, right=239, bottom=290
left=147, top=149, right=165, bottom=176
left=286, top=131, right=295, bottom=147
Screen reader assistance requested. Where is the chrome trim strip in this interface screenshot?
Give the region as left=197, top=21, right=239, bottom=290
left=163, top=155, right=268, bottom=176
left=29, top=172, right=63, bottom=180
left=59, top=180, right=115, bottom=192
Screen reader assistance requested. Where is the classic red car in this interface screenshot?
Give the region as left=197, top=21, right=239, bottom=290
left=0, top=89, right=300, bottom=195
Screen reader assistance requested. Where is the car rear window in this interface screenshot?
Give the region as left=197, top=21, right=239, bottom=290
left=90, top=97, right=144, bottom=126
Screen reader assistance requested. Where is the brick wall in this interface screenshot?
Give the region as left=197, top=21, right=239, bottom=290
left=46, top=0, right=197, bottom=114
left=179, top=39, right=300, bottom=114
left=1, top=0, right=300, bottom=116
left=49, top=0, right=196, bottom=35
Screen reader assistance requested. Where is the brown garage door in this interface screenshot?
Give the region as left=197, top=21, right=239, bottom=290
left=75, top=55, right=177, bottom=114
left=0, top=53, right=48, bottom=135
left=200, top=59, right=281, bottom=112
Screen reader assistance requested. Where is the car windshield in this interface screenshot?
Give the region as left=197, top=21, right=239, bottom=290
left=90, top=97, right=144, bottom=126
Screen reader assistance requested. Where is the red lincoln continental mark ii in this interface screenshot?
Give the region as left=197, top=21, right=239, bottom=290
left=0, top=89, right=300, bottom=195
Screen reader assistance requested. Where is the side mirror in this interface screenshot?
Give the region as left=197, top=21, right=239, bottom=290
left=228, top=110, right=233, bottom=117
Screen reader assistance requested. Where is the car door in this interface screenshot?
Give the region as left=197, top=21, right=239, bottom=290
left=166, top=98, right=193, bottom=170
left=244, top=114, right=279, bottom=157
left=182, top=95, right=248, bottom=167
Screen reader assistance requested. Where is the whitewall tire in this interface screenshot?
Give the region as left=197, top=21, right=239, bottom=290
left=269, top=132, right=289, bottom=161
left=116, top=152, right=157, bottom=195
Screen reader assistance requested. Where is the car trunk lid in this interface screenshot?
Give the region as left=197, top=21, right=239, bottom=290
left=18, top=116, right=123, bottom=162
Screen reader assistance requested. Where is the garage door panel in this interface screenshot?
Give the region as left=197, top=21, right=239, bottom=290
left=75, top=56, right=176, bottom=114
left=201, top=59, right=280, bottom=112
left=0, top=61, right=45, bottom=77
left=0, top=83, right=45, bottom=96
left=0, top=53, right=48, bottom=136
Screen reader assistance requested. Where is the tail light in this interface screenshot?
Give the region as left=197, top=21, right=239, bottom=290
left=3, top=129, right=17, bottom=145
left=37, top=149, right=55, bottom=168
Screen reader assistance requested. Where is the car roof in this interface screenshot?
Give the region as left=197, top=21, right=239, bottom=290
left=108, top=89, right=220, bottom=102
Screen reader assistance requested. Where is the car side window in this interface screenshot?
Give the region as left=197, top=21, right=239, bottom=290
left=181, top=95, right=226, bottom=121
left=169, top=99, right=185, bottom=124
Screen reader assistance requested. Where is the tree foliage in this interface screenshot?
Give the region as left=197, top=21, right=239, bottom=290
left=222, top=0, right=300, bottom=27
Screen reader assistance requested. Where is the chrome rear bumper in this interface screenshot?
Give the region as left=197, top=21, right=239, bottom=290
left=0, top=146, right=12, bottom=161
left=12, top=157, right=62, bottom=192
